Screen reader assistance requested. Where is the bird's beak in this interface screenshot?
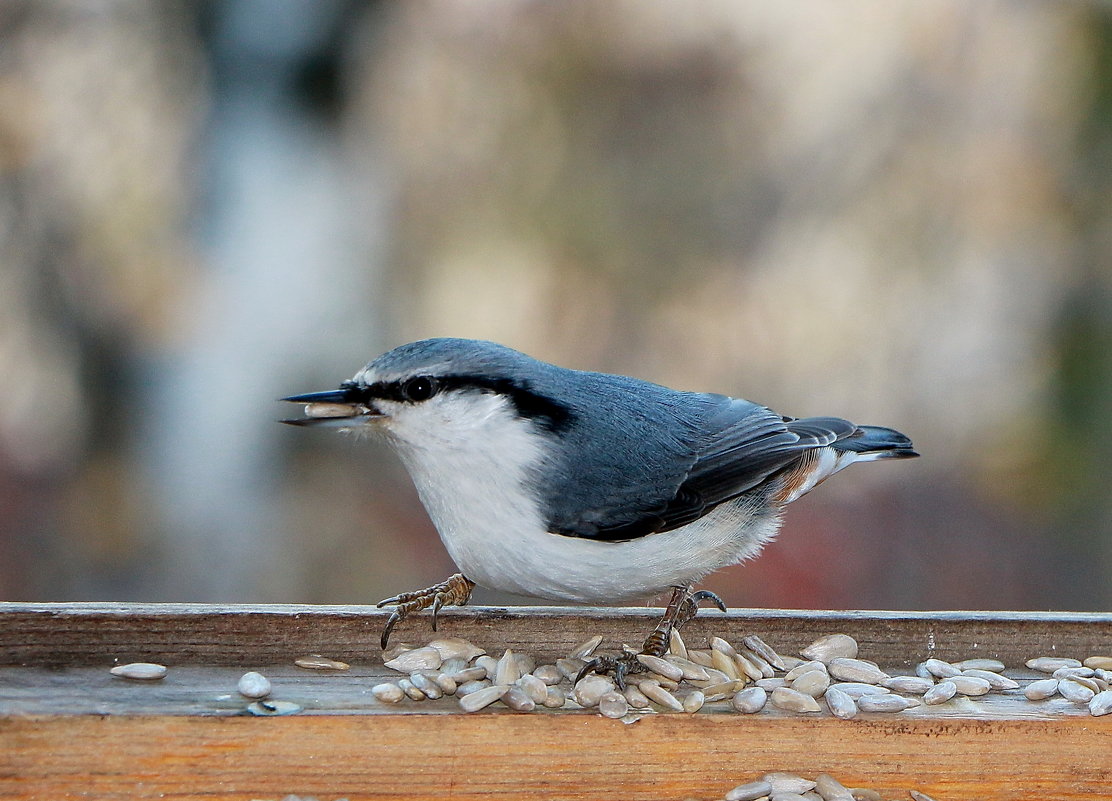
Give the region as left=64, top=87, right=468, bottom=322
left=280, top=388, right=384, bottom=427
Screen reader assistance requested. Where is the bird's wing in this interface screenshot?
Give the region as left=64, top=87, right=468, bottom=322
left=562, top=400, right=859, bottom=542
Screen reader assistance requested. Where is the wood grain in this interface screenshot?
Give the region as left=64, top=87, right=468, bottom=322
left=2, top=603, right=1111, bottom=801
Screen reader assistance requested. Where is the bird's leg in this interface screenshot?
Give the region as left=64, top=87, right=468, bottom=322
left=577, top=585, right=727, bottom=690
left=376, top=573, right=476, bottom=649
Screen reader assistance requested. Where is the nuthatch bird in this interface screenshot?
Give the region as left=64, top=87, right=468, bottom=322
left=284, top=338, right=917, bottom=684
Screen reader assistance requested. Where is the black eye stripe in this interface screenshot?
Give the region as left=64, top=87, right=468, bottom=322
left=352, top=374, right=574, bottom=432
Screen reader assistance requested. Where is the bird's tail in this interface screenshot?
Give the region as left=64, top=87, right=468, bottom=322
left=832, top=425, right=919, bottom=460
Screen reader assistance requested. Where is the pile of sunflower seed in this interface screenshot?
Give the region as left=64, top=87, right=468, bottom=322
left=717, top=771, right=939, bottom=801
left=369, top=631, right=1112, bottom=719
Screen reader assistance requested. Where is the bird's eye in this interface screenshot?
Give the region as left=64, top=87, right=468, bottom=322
left=401, top=375, right=439, bottom=402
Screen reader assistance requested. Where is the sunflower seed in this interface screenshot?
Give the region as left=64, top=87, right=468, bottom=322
left=236, top=672, right=271, bottom=699
left=664, top=655, right=712, bottom=681
left=622, top=684, right=652, bottom=707
left=474, top=654, right=499, bottom=677
left=739, top=647, right=776, bottom=677
left=711, top=636, right=739, bottom=657
left=828, top=658, right=889, bottom=684
left=704, top=680, right=746, bottom=701
left=1023, top=678, right=1060, bottom=700
left=458, top=684, right=509, bottom=712
left=426, top=637, right=485, bottom=662
left=725, top=778, right=773, bottom=801
left=1066, top=675, right=1102, bottom=694
left=532, top=664, right=563, bottom=685
left=556, top=657, right=587, bottom=682
left=247, top=700, right=301, bottom=716
left=814, top=772, right=854, bottom=801
left=909, top=792, right=940, bottom=801
left=1084, top=656, right=1112, bottom=670
left=711, top=648, right=742, bottom=680
left=920, top=658, right=960, bottom=679
left=881, top=676, right=934, bottom=695
left=295, top=654, right=350, bottom=671
left=948, top=675, right=991, bottom=696
left=433, top=672, right=457, bottom=694
left=801, top=633, right=858, bottom=663
left=791, top=669, right=831, bottom=698
left=743, top=635, right=786, bottom=671
left=785, top=661, right=828, bottom=681
left=686, top=649, right=715, bottom=667
left=449, top=666, right=487, bottom=683
left=501, top=686, right=535, bottom=712
left=409, top=671, right=442, bottom=699
left=735, top=651, right=770, bottom=681
left=1053, top=666, right=1095, bottom=679
left=491, top=649, right=519, bottom=685
left=637, top=653, right=684, bottom=682
left=771, top=686, right=822, bottom=713
left=922, top=681, right=958, bottom=705
left=1058, top=678, right=1096, bottom=704
left=1026, top=656, right=1082, bottom=673
left=543, top=686, right=567, bottom=708
left=700, top=667, right=735, bottom=685
left=371, top=682, right=404, bottom=703
left=683, top=689, right=705, bottom=713
left=574, top=675, right=615, bottom=708
left=960, top=669, right=1018, bottom=690
left=669, top=629, right=688, bottom=659
left=953, top=658, right=1006, bottom=672
left=569, top=635, right=604, bottom=660
left=856, top=694, right=918, bottom=713
left=829, top=682, right=889, bottom=698
left=456, top=679, right=490, bottom=696
left=756, top=677, right=790, bottom=690
left=383, top=648, right=439, bottom=673
left=731, top=686, right=768, bottom=713
left=1089, top=689, right=1112, bottom=717
left=764, top=772, right=817, bottom=794
left=640, top=679, right=684, bottom=712
left=824, top=686, right=857, bottom=719
left=397, top=678, right=426, bottom=701
left=110, top=662, right=168, bottom=680
left=440, top=656, right=467, bottom=674
left=770, top=794, right=810, bottom=801
left=778, top=654, right=806, bottom=671
left=597, top=690, right=629, bottom=718
left=515, top=673, right=548, bottom=704
left=849, top=790, right=881, bottom=801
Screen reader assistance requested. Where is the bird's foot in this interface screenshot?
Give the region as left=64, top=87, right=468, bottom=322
left=576, top=585, right=727, bottom=690
left=376, top=573, right=476, bottom=648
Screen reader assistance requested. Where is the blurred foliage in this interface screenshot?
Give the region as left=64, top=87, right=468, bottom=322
left=1, top=0, right=1111, bottom=610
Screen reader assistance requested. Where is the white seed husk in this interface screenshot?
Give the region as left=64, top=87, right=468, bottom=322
left=791, top=669, right=831, bottom=698
left=785, top=660, right=828, bottom=681
left=1058, top=678, right=1096, bottom=704
left=383, top=647, right=440, bottom=673
left=664, top=655, right=712, bottom=681
left=960, top=669, right=1019, bottom=690
left=849, top=789, right=882, bottom=801
left=856, top=694, right=918, bottom=713
left=920, top=658, right=960, bottom=679
left=1053, top=665, right=1095, bottom=679
left=1026, top=656, right=1082, bottom=673
left=637, top=653, right=684, bottom=682
left=494, top=649, right=521, bottom=685
left=623, top=684, right=652, bottom=708
left=516, top=673, right=549, bottom=705
left=734, top=651, right=768, bottom=681
left=440, top=656, right=467, bottom=675
left=1024, top=678, right=1060, bottom=700
left=556, top=657, right=586, bottom=682
left=574, top=675, right=615, bottom=708
left=110, top=662, right=168, bottom=680
left=711, top=648, right=741, bottom=680
left=732, top=686, right=768, bottom=713
left=686, top=649, right=715, bottom=668
left=236, top=671, right=271, bottom=698
left=473, top=654, right=499, bottom=677
left=455, top=679, right=490, bottom=696
left=371, top=682, right=404, bottom=703
left=397, top=677, right=426, bottom=701
left=909, top=792, right=940, bottom=801
left=294, top=654, right=350, bottom=671
left=640, top=679, right=685, bottom=712
left=458, top=684, right=509, bottom=712
left=433, top=672, right=457, bottom=694
left=569, top=634, right=604, bottom=660
left=500, top=686, right=535, bottom=712
left=543, top=686, right=566, bottom=708
left=828, top=682, right=889, bottom=698
left=763, top=772, right=817, bottom=795
left=881, top=676, right=935, bottom=694
left=408, top=671, right=442, bottom=699
left=1089, top=689, right=1112, bottom=717
left=947, top=675, right=991, bottom=696
left=953, top=658, right=1006, bottom=672
left=668, top=628, right=688, bottom=659
left=922, top=681, right=958, bottom=705
left=814, top=772, right=855, bottom=801
left=426, top=637, right=485, bottom=662
left=801, top=633, right=858, bottom=663
left=756, top=677, right=789, bottom=690
left=532, top=664, right=563, bottom=685
left=739, top=648, right=776, bottom=678
left=742, top=635, right=786, bottom=671
left=682, top=689, right=705, bottom=713
left=824, top=686, right=858, bottom=720
left=710, top=636, right=739, bottom=657
left=770, top=686, right=821, bottom=713
left=1083, top=656, right=1112, bottom=670
left=598, top=690, right=629, bottom=719
left=725, top=778, right=773, bottom=801
left=828, top=658, right=889, bottom=684
left=449, top=666, right=488, bottom=683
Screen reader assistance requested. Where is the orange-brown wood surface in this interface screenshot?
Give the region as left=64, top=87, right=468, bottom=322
left=2, top=603, right=1111, bottom=801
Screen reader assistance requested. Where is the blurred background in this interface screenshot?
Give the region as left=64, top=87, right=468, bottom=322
left=2, top=0, right=1111, bottom=612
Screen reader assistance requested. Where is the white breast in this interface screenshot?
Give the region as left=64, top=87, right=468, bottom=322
left=388, top=393, right=782, bottom=604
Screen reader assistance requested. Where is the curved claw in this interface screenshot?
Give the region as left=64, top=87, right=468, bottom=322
left=691, top=589, right=727, bottom=613
left=380, top=609, right=402, bottom=649
left=430, top=596, right=444, bottom=631
left=574, top=653, right=641, bottom=691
